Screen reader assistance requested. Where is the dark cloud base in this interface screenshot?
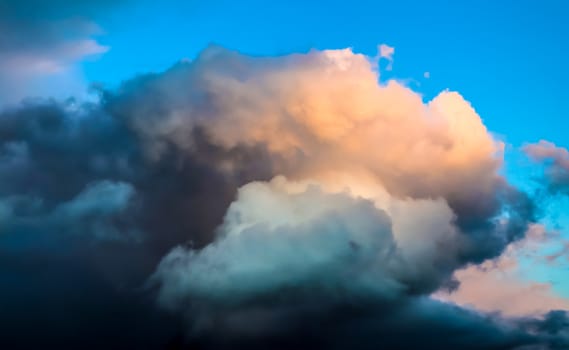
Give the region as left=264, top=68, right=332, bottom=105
left=0, top=92, right=275, bottom=348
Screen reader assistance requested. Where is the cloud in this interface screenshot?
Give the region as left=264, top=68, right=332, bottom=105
left=120, top=46, right=533, bottom=263
left=149, top=175, right=457, bottom=314
left=153, top=177, right=403, bottom=310
left=378, top=43, right=395, bottom=70
left=0, top=45, right=564, bottom=348
left=0, top=1, right=115, bottom=104
left=150, top=177, right=561, bottom=349
left=1, top=180, right=137, bottom=241
left=524, top=140, right=569, bottom=194
left=0, top=95, right=276, bottom=347
left=436, top=224, right=569, bottom=317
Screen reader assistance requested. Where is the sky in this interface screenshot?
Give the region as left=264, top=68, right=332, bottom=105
left=1, top=0, right=569, bottom=349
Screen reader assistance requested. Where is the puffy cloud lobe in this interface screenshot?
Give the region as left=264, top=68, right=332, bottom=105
left=524, top=140, right=569, bottom=194
left=154, top=177, right=404, bottom=310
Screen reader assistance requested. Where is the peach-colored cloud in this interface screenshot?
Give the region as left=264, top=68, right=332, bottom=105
left=136, top=47, right=503, bottom=212
left=435, top=224, right=569, bottom=317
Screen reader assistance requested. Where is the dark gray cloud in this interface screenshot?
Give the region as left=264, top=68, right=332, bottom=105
left=0, top=78, right=277, bottom=348
left=166, top=298, right=569, bottom=350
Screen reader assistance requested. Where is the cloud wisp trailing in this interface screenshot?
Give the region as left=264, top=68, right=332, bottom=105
left=0, top=0, right=117, bottom=104
left=524, top=140, right=569, bottom=194
left=0, top=45, right=568, bottom=349
left=436, top=224, right=569, bottom=317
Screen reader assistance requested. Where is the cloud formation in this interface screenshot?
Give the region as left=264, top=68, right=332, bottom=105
left=0, top=45, right=566, bottom=349
left=127, top=46, right=533, bottom=265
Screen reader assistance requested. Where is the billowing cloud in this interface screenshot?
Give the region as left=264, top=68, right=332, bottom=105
left=0, top=45, right=566, bottom=349
left=121, top=46, right=532, bottom=264
left=154, top=177, right=403, bottom=310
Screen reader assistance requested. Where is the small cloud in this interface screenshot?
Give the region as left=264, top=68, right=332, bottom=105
left=379, top=44, right=394, bottom=60
left=378, top=43, right=395, bottom=71
left=424, top=71, right=430, bottom=79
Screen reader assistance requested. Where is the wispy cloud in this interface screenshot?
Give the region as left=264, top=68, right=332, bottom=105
left=0, top=1, right=113, bottom=104
left=436, top=224, right=569, bottom=317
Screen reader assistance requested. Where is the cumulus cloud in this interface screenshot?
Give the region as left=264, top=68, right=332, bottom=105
left=0, top=44, right=565, bottom=349
left=126, top=46, right=556, bottom=348
left=151, top=176, right=460, bottom=321
left=121, top=46, right=532, bottom=263
left=154, top=177, right=403, bottom=310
